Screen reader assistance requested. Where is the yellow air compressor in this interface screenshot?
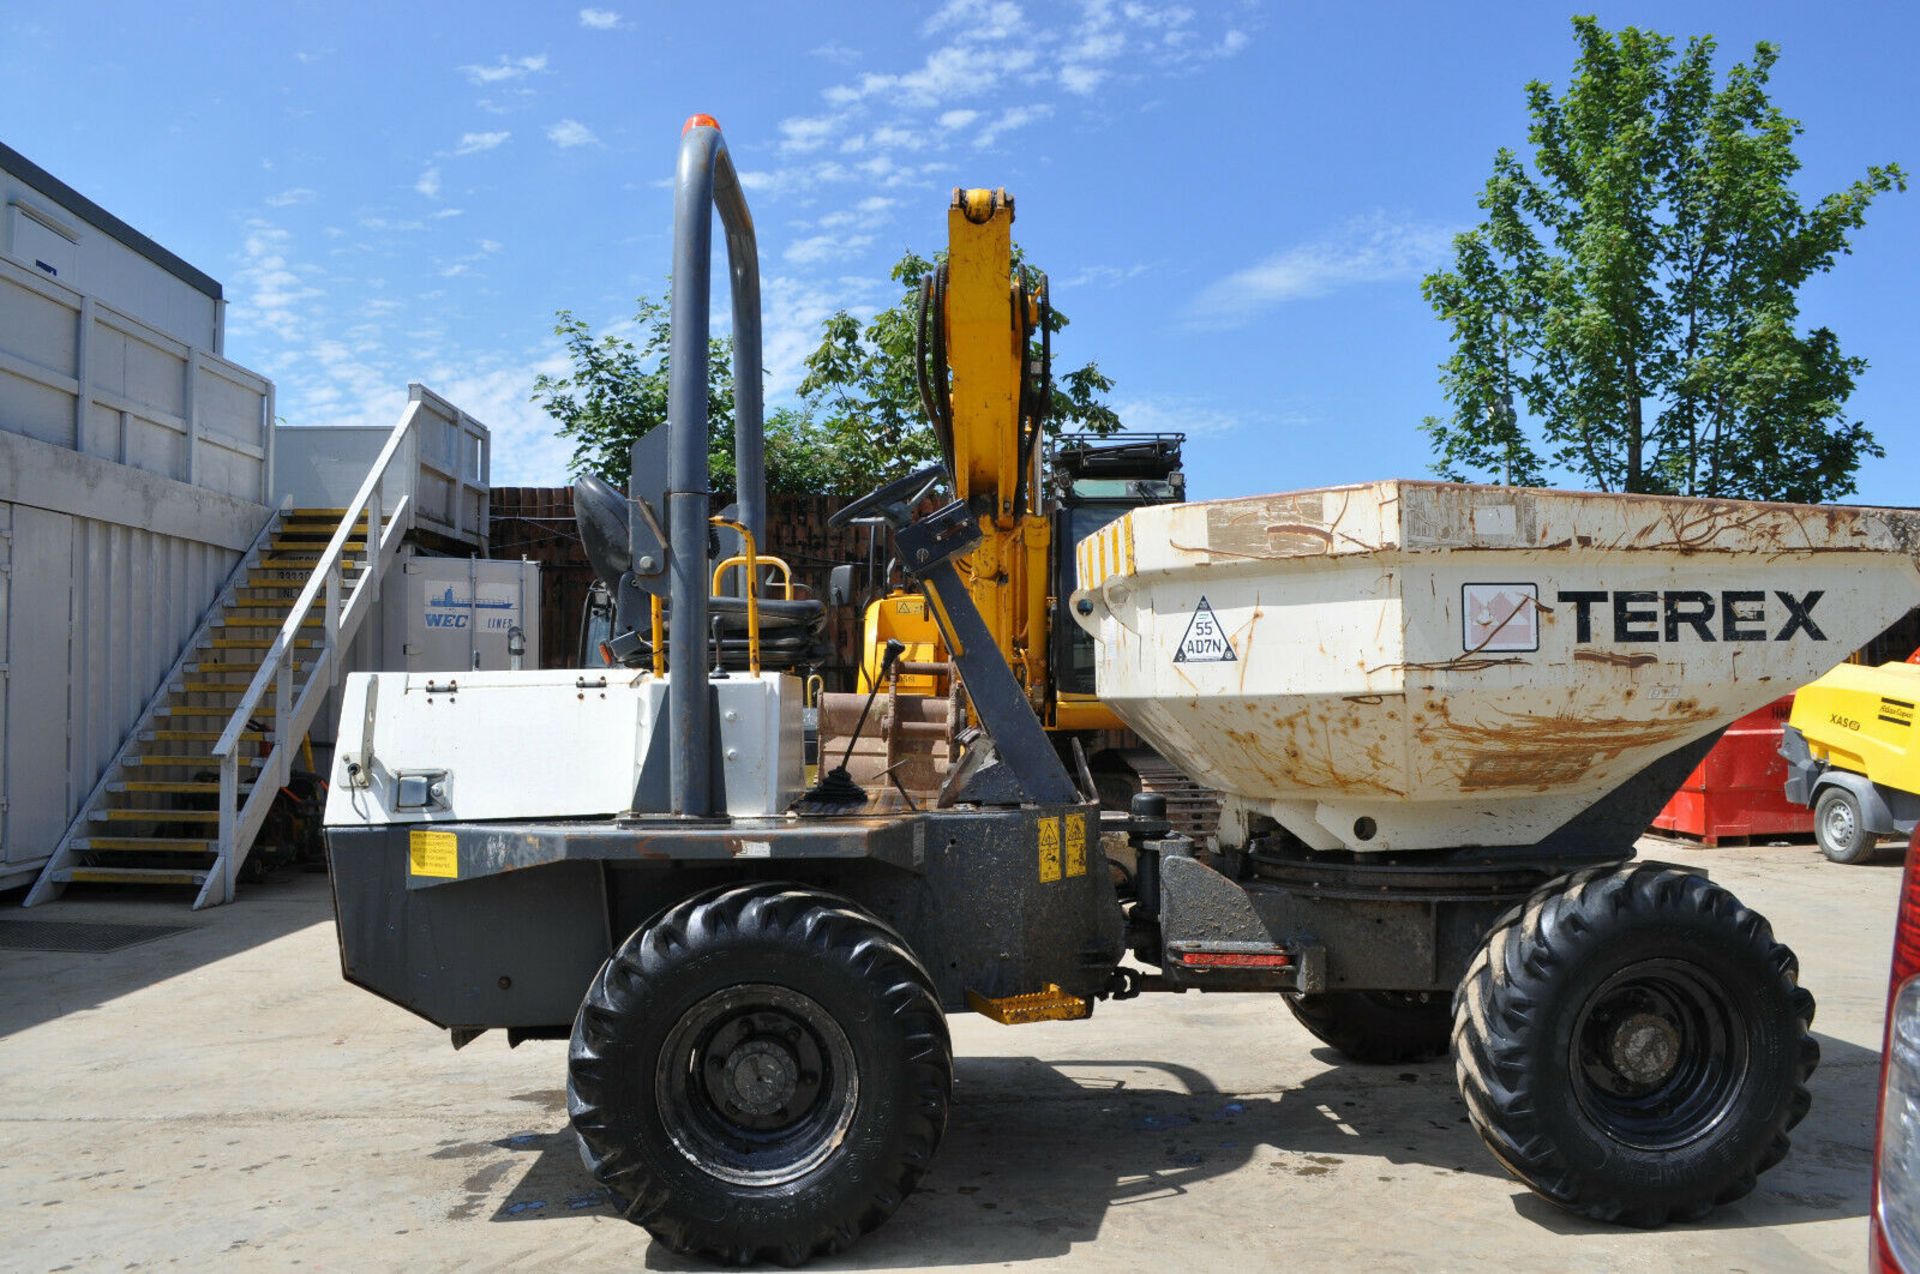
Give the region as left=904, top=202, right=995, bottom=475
left=1783, top=660, right=1920, bottom=862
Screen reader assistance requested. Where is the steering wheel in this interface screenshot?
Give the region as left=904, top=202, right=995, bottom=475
left=829, top=463, right=947, bottom=530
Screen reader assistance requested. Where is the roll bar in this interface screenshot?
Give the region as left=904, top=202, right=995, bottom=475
left=665, top=115, right=765, bottom=817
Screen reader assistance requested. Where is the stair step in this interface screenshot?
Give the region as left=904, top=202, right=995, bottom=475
left=154, top=705, right=276, bottom=718
left=204, top=638, right=318, bottom=650
left=125, top=754, right=267, bottom=767
left=91, top=808, right=221, bottom=823
left=257, top=555, right=362, bottom=568
left=244, top=571, right=361, bottom=586
left=142, top=729, right=270, bottom=742
left=272, top=539, right=366, bottom=551
left=216, top=616, right=325, bottom=628
left=173, top=680, right=309, bottom=694
left=60, top=867, right=207, bottom=886
left=110, top=780, right=230, bottom=795
left=75, top=837, right=216, bottom=853
left=187, top=661, right=314, bottom=674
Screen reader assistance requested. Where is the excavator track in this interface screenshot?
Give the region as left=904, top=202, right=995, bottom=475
left=1121, top=749, right=1221, bottom=846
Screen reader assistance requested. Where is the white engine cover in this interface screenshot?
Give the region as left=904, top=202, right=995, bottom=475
left=322, top=668, right=805, bottom=827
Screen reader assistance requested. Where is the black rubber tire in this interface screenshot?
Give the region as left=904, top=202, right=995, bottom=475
left=1285, top=990, right=1453, bottom=1063
left=1813, top=786, right=1879, bottom=864
left=1453, top=864, right=1818, bottom=1227
left=568, top=882, right=951, bottom=1266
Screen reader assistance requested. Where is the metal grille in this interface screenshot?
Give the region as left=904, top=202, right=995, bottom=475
left=0, top=920, right=191, bottom=953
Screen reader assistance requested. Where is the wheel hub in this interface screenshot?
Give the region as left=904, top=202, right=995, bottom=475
left=723, top=1039, right=800, bottom=1117
left=658, top=985, right=858, bottom=1185
left=1608, top=1011, right=1680, bottom=1086
left=1824, top=800, right=1855, bottom=845
left=1570, top=959, right=1748, bottom=1152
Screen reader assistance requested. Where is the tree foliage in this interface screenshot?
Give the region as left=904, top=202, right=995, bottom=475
left=1422, top=17, right=1903, bottom=502
left=798, top=249, right=1123, bottom=491
left=532, top=245, right=1124, bottom=496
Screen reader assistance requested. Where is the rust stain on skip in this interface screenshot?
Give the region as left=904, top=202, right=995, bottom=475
left=1575, top=649, right=1660, bottom=669
left=1441, top=705, right=1720, bottom=792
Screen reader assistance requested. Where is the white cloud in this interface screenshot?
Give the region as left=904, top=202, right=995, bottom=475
left=923, top=0, right=1024, bottom=41
left=1187, top=213, right=1459, bottom=327
left=439, top=263, right=471, bottom=278
left=786, top=233, right=875, bottom=266
left=1060, top=262, right=1149, bottom=288
left=546, top=118, right=599, bottom=148
left=477, top=239, right=503, bottom=254
left=1060, top=65, right=1107, bottom=94
left=811, top=41, right=861, bottom=65
left=431, top=208, right=466, bottom=219
left=578, top=7, right=622, bottom=29
left=937, top=108, right=980, bottom=130
left=459, top=54, right=548, bottom=85
left=266, top=187, right=316, bottom=207
left=826, top=43, right=1037, bottom=108
left=856, top=196, right=898, bottom=214
left=229, top=220, right=323, bottom=343
left=415, top=166, right=442, bottom=198
left=454, top=130, right=510, bottom=155
left=974, top=104, right=1052, bottom=149
left=779, top=115, right=837, bottom=154
left=293, top=48, right=332, bottom=65
left=1112, top=394, right=1250, bottom=438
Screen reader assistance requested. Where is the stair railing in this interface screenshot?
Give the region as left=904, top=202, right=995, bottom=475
left=202, top=394, right=424, bottom=907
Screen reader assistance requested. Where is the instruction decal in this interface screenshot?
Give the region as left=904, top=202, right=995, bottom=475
left=408, top=829, right=459, bottom=879
left=1037, top=816, right=1062, bottom=883
left=1064, top=813, right=1087, bottom=878
left=1173, top=596, right=1237, bottom=663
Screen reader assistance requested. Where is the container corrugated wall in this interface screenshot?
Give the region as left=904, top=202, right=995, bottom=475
left=0, top=501, right=236, bottom=883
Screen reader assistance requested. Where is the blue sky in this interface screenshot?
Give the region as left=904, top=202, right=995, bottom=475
left=4, top=1, right=1914, bottom=504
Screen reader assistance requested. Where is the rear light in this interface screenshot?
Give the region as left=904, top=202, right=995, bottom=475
left=1175, top=949, right=1291, bottom=969
left=1875, top=832, right=1920, bottom=1272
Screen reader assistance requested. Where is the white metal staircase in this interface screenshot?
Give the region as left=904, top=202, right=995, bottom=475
left=25, top=386, right=486, bottom=909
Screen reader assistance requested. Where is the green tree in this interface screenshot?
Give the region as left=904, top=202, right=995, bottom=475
left=798, top=249, right=1123, bottom=490
left=1421, top=17, right=1903, bottom=502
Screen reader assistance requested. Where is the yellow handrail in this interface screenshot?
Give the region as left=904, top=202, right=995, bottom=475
left=713, top=553, right=794, bottom=600
left=708, top=517, right=762, bottom=676
left=649, top=593, right=665, bottom=676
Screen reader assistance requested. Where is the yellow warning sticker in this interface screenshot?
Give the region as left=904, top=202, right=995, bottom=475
left=1065, top=813, right=1087, bottom=878
left=1037, top=816, right=1062, bottom=883
left=408, top=829, right=459, bottom=879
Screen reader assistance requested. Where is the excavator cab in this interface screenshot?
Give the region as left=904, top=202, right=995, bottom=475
left=1047, top=433, right=1185, bottom=716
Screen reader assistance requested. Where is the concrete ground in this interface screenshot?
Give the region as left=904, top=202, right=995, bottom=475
left=0, top=839, right=1899, bottom=1272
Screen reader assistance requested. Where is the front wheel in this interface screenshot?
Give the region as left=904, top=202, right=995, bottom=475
left=1453, top=865, right=1817, bottom=1227
left=1814, top=786, right=1879, bottom=864
left=568, top=882, right=951, bottom=1265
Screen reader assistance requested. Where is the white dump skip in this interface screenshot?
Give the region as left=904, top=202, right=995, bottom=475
left=1073, top=481, right=1920, bottom=853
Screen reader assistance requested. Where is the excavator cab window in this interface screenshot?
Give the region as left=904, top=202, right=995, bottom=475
left=1048, top=433, right=1188, bottom=700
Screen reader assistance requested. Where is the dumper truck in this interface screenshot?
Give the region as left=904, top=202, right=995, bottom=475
left=321, top=118, right=1920, bottom=1264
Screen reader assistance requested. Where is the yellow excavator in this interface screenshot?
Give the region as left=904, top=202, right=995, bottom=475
left=820, top=188, right=1209, bottom=828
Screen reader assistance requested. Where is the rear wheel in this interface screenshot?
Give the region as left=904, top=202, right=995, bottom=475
left=1814, top=786, right=1879, bottom=864
left=1453, top=865, right=1817, bottom=1226
left=568, top=882, right=951, bottom=1265
left=1285, top=990, right=1452, bottom=1063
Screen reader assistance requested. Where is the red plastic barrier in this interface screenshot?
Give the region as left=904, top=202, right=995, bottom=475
left=1651, top=696, right=1813, bottom=846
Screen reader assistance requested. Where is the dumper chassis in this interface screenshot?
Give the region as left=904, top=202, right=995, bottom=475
left=324, top=118, right=1846, bottom=1264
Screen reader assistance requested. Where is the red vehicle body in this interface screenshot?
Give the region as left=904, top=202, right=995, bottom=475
left=1875, top=825, right=1920, bottom=1270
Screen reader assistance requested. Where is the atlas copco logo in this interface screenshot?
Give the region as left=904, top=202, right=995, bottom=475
left=1556, top=589, right=1827, bottom=643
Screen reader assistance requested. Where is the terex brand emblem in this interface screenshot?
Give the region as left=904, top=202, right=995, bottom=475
left=1556, top=590, right=1827, bottom=644
left=1463, top=583, right=1539, bottom=652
